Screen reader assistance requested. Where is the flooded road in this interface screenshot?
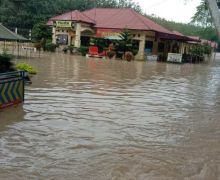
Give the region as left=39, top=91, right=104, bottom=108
left=1, top=54, right=220, bottom=180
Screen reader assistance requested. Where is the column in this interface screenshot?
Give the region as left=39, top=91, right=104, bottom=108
left=52, top=27, right=56, bottom=44
left=180, top=42, right=185, bottom=54
left=74, top=23, right=81, bottom=48
left=68, top=34, right=71, bottom=46
left=135, top=34, right=146, bottom=60
left=152, top=41, right=158, bottom=55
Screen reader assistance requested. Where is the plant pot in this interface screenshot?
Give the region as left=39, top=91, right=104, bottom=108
left=124, top=51, right=134, bottom=61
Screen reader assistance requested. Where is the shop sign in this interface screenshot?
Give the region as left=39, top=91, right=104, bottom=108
left=167, top=53, right=182, bottom=63
left=55, top=21, right=72, bottom=28
left=96, top=28, right=121, bottom=38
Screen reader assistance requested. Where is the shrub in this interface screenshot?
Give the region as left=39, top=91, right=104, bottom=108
left=190, top=44, right=212, bottom=56
left=68, top=45, right=75, bottom=54
left=43, top=42, right=58, bottom=52
left=0, top=52, right=15, bottom=73
left=63, top=47, right=68, bottom=53
left=78, top=46, right=88, bottom=56
left=16, top=63, right=37, bottom=74
left=106, top=51, right=116, bottom=59
left=124, top=51, right=134, bottom=61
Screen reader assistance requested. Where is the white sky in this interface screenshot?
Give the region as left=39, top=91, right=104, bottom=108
left=133, top=0, right=202, bottom=23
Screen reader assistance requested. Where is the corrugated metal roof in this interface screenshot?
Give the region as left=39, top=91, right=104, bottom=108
left=47, top=10, right=95, bottom=25
left=0, top=23, right=28, bottom=41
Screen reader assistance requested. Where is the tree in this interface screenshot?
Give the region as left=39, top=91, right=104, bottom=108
left=32, top=22, right=52, bottom=42
left=117, top=30, right=133, bottom=53
left=0, top=0, right=142, bottom=29
left=205, top=0, right=220, bottom=39
left=191, top=0, right=213, bottom=27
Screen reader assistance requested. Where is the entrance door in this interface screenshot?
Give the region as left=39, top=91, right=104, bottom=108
left=145, top=41, right=153, bottom=54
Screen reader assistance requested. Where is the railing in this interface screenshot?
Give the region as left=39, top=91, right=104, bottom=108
left=0, top=71, right=25, bottom=109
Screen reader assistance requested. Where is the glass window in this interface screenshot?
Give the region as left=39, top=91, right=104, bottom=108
left=158, top=42, right=165, bottom=52
left=56, top=34, right=68, bottom=45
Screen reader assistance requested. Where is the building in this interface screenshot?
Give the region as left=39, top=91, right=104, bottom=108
left=47, top=8, right=197, bottom=60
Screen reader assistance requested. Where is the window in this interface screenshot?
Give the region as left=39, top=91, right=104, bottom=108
left=158, top=42, right=165, bottom=52
left=56, top=34, right=68, bottom=45
left=145, top=41, right=153, bottom=54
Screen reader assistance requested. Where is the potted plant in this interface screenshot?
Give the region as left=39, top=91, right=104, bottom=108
left=124, top=51, right=134, bottom=61
left=106, top=51, right=116, bottom=59
left=116, top=29, right=138, bottom=61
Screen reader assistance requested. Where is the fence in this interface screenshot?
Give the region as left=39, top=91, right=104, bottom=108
left=0, top=71, right=25, bottom=109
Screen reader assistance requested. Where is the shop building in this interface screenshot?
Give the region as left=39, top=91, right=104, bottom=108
left=47, top=8, right=197, bottom=60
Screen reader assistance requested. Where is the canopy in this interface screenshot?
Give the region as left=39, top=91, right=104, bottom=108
left=104, top=35, right=122, bottom=40
left=0, top=23, right=28, bottom=41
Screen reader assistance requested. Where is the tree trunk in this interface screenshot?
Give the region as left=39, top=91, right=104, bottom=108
left=205, top=0, right=220, bottom=39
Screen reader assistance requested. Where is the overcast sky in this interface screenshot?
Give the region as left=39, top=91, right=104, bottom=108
left=133, top=0, right=201, bottom=23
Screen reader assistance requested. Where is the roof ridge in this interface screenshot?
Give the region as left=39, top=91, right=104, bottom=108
left=81, top=11, right=96, bottom=24
left=104, top=9, right=125, bottom=27
left=130, top=9, right=172, bottom=34
left=129, top=9, right=151, bottom=30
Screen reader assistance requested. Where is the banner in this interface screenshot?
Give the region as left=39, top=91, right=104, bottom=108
left=96, top=28, right=121, bottom=38
left=167, top=53, right=183, bottom=63
left=55, top=21, right=72, bottom=28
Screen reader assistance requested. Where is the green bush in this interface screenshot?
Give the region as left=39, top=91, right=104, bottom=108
left=0, top=52, right=15, bottom=73
left=63, top=47, right=68, bottom=53
left=68, top=45, right=75, bottom=54
left=78, top=46, right=88, bottom=56
left=43, top=42, right=58, bottom=52
left=190, top=44, right=212, bottom=56
left=203, top=44, right=212, bottom=55
left=16, top=63, right=37, bottom=74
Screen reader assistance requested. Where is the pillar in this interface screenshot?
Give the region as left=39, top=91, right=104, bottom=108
left=52, top=27, right=56, bottom=44
left=68, top=34, right=71, bottom=46
left=74, top=23, right=81, bottom=48
left=180, top=42, right=185, bottom=54
left=135, top=34, right=146, bottom=60
left=152, top=41, right=158, bottom=55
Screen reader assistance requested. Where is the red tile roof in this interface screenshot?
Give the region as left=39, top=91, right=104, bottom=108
left=46, top=8, right=199, bottom=42
left=47, top=10, right=95, bottom=25
left=172, top=31, right=184, bottom=36
left=83, top=8, right=172, bottom=34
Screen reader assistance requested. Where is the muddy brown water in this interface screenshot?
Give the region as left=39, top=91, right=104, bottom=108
left=0, top=54, right=220, bottom=180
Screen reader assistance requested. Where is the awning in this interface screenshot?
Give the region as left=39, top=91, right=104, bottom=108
left=156, top=32, right=201, bottom=42
left=104, top=35, right=122, bottom=40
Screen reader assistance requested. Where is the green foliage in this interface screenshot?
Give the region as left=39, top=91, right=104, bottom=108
left=90, top=38, right=107, bottom=51
left=0, top=52, right=15, bottom=73
left=32, top=22, right=52, bottom=41
left=43, top=41, right=58, bottom=52
left=190, top=44, right=212, bottom=56
left=16, top=63, right=37, bottom=74
left=68, top=45, right=75, bottom=53
left=116, top=30, right=138, bottom=54
left=78, top=46, right=88, bottom=56
left=63, top=47, right=68, bottom=53
left=0, top=0, right=141, bottom=29
left=148, top=15, right=218, bottom=42
left=191, top=0, right=213, bottom=27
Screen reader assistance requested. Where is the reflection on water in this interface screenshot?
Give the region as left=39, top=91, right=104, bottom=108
left=1, top=53, right=220, bottom=180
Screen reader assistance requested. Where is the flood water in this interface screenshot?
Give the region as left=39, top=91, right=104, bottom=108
left=1, top=54, right=220, bottom=180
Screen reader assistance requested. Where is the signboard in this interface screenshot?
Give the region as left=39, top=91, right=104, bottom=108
left=146, top=55, right=158, bottom=61
left=55, top=21, right=72, bottom=28
left=96, top=28, right=121, bottom=38
left=167, top=53, right=183, bottom=63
